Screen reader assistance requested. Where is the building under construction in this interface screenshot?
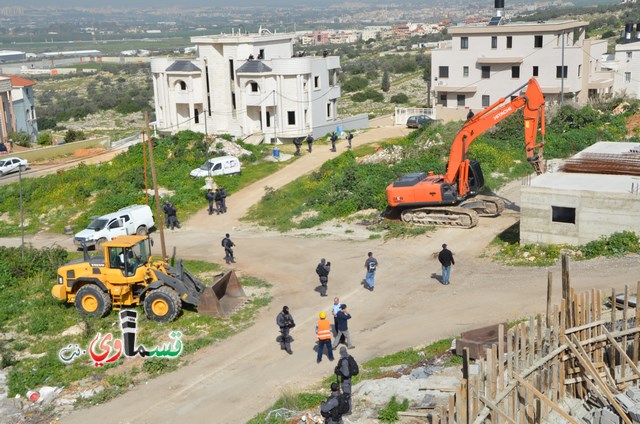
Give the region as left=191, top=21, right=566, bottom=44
left=520, top=142, right=640, bottom=245
left=432, top=257, right=640, bottom=423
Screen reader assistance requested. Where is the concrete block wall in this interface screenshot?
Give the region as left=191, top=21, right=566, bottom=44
left=520, top=186, right=640, bottom=246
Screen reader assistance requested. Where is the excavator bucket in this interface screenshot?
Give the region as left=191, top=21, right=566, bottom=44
left=198, top=270, right=247, bottom=318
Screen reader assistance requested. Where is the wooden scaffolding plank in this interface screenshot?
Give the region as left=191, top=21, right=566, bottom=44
left=567, top=334, right=632, bottom=424
left=602, top=326, right=640, bottom=383
left=499, top=324, right=505, bottom=392
left=634, top=281, right=640, bottom=366
left=622, top=285, right=629, bottom=382
left=479, top=394, right=517, bottom=424
left=512, top=374, right=579, bottom=424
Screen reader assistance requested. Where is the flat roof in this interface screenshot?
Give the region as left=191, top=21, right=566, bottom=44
left=530, top=172, right=638, bottom=194
left=448, top=20, right=587, bottom=35
left=530, top=142, right=640, bottom=194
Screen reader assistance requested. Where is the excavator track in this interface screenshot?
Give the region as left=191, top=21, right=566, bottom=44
left=460, top=195, right=505, bottom=217
left=401, top=207, right=480, bottom=229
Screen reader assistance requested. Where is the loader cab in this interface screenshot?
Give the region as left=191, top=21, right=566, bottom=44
left=105, top=237, right=151, bottom=278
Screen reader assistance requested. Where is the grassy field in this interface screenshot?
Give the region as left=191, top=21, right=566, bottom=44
left=0, top=245, right=272, bottom=402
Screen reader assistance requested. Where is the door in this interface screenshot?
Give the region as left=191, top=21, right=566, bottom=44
left=107, top=218, right=128, bottom=240
left=211, top=162, right=223, bottom=175
left=120, top=214, right=134, bottom=234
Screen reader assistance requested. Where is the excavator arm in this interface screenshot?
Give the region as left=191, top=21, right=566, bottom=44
left=445, top=78, right=546, bottom=196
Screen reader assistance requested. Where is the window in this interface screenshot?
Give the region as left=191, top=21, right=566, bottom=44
left=578, top=64, right=581, bottom=77
left=109, top=219, right=122, bottom=229
left=534, top=35, right=543, bottom=48
left=287, top=111, right=296, bottom=125
left=627, top=51, right=633, bottom=60
left=194, top=108, right=200, bottom=124
left=511, top=66, right=520, bottom=78
left=314, top=75, right=320, bottom=88
left=439, top=66, right=449, bottom=78
left=461, top=37, right=469, bottom=49
left=482, top=95, right=490, bottom=107
left=439, top=93, right=447, bottom=106
left=258, top=49, right=265, bottom=59
left=491, top=36, right=497, bottom=49
left=250, top=82, right=258, bottom=92
left=533, top=66, right=539, bottom=77
left=457, top=94, right=465, bottom=107
left=178, top=80, right=186, bottom=90
left=481, top=66, right=490, bottom=79
left=327, top=102, right=332, bottom=118
left=626, top=72, right=632, bottom=83
left=551, top=206, right=575, bottom=224
left=506, top=36, right=513, bottom=49
left=229, top=59, right=234, bottom=81
left=463, top=66, right=469, bottom=77
left=266, top=111, right=271, bottom=127
left=556, top=66, right=568, bottom=78
left=231, top=92, right=236, bottom=109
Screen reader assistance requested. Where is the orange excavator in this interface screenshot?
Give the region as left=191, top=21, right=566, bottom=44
left=386, top=77, right=546, bottom=228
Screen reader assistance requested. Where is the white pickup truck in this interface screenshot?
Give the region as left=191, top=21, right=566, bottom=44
left=73, top=205, right=155, bottom=248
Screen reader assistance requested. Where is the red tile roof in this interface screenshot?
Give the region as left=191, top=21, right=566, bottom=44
left=0, top=75, right=36, bottom=87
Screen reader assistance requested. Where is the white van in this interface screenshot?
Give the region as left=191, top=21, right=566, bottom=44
left=189, top=155, right=241, bottom=178
left=74, top=205, right=155, bottom=248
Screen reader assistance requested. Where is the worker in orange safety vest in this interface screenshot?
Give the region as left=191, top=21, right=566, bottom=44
left=316, top=311, right=335, bottom=363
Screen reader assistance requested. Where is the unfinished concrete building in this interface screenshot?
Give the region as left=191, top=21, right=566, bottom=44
left=520, top=142, right=640, bottom=245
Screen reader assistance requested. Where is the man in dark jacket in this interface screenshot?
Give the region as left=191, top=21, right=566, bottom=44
left=330, top=132, right=338, bottom=152
left=276, top=305, right=295, bottom=354
left=205, top=189, right=215, bottom=215
left=320, top=383, right=344, bottom=424
left=335, top=347, right=357, bottom=413
left=346, top=132, right=353, bottom=149
left=162, top=200, right=171, bottom=227
left=332, top=304, right=354, bottom=349
left=438, top=243, right=455, bottom=285
left=222, top=233, right=235, bottom=264
left=219, top=186, right=228, bottom=213
left=293, top=137, right=303, bottom=156
left=316, top=258, right=331, bottom=297
left=214, top=188, right=223, bottom=215
left=305, top=134, right=314, bottom=152
left=166, top=202, right=180, bottom=230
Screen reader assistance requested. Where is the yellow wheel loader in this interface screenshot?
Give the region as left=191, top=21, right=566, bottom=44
left=51, top=235, right=246, bottom=322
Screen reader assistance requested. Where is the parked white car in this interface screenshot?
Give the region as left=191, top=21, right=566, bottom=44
left=190, top=156, right=241, bottom=178
left=73, top=205, right=155, bottom=248
left=0, top=157, right=28, bottom=176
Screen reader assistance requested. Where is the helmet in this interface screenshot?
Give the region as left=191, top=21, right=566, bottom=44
left=319, top=311, right=326, bottom=319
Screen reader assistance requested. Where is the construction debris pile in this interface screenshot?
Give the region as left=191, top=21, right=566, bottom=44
left=560, top=151, right=640, bottom=176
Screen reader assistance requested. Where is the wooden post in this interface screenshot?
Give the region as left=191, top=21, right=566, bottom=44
left=634, top=281, right=640, bottom=366
left=610, top=288, right=617, bottom=377
left=145, top=112, right=167, bottom=259
left=546, top=271, right=553, bottom=328
left=562, top=254, right=572, bottom=328
left=142, top=129, right=149, bottom=205
left=462, top=347, right=470, bottom=424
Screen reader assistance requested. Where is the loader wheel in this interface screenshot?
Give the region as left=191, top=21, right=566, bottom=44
left=143, top=286, right=182, bottom=322
left=136, top=226, right=148, bottom=235
left=75, top=284, right=112, bottom=318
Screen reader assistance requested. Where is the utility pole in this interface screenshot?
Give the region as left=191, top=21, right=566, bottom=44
left=142, top=129, right=149, bottom=204
left=19, top=166, right=24, bottom=258
left=145, top=112, right=167, bottom=258
left=273, top=90, right=277, bottom=144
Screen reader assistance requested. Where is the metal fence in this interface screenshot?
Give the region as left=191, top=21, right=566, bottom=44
left=394, top=107, right=435, bottom=126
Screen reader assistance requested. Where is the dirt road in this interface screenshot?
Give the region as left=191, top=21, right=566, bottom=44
left=7, top=121, right=638, bottom=424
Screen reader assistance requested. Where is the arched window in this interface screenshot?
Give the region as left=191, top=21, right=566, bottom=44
left=247, top=81, right=259, bottom=93
left=175, top=80, right=187, bottom=91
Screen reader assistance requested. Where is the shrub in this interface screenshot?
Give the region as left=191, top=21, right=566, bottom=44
left=37, top=131, right=52, bottom=146
left=389, top=93, right=409, bottom=104
left=352, top=89, right=384, bottom=103
left=64, top=129, right=86, bottom=143
left=9, top=132, right=31, bottom=147
left=342, top=76, right=369, bottom=92
left=378, top=396, right=409, bottom=422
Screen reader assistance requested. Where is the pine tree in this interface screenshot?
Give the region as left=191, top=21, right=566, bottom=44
left=381, top=71, right=390, bottom=93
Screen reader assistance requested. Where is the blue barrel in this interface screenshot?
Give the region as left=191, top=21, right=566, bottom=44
left=272, top=148, right=280, bottom=158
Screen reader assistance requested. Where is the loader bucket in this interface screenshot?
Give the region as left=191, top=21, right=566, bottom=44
left=198, top=270, right=247, bottom=318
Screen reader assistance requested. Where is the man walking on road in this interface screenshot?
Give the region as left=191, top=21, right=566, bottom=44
left=335, top=347, right=358, bottom=413
left=306, top=134, right=314, bottom=152
left=438, top=243, right=455, bottom=285
left=332, top=297, right=342, bottom=336
left=222, top=233, right=236, bottom=264
left=276, top=305, right=295, bottom=354
left=316, top=311, right=334, bottom=363
left=316, top=258, right=331, bottom=297
left=205, top=189, right=215, bottom=215
left=363, top=252, right=378, bottom=291
left=330, top=132, right=338, bottom=152
left=219, top=186, right=228, bottom=213
left=346, top=132, right=354, bottom=149
left=293, top=137, right=303, bottom=156
left=332, top=304, right=354, bottom=350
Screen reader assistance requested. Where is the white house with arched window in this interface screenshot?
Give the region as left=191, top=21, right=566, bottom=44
left=151, top=31, right=364, bottom=142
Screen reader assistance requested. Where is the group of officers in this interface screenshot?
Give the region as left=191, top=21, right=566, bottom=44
left=276, top=304, right=357, bottom=423
left=292, top=132, right=355, bottom=156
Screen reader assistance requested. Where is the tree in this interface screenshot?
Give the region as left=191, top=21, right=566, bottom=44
left=381, top=71, right=390, bottom=93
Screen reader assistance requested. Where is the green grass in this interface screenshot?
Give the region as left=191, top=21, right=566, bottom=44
left=0, top=131, right=288, bottom=237
left=491, top=225, right=640, bottom=266
left=1, top=245, right=272, bottom=399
